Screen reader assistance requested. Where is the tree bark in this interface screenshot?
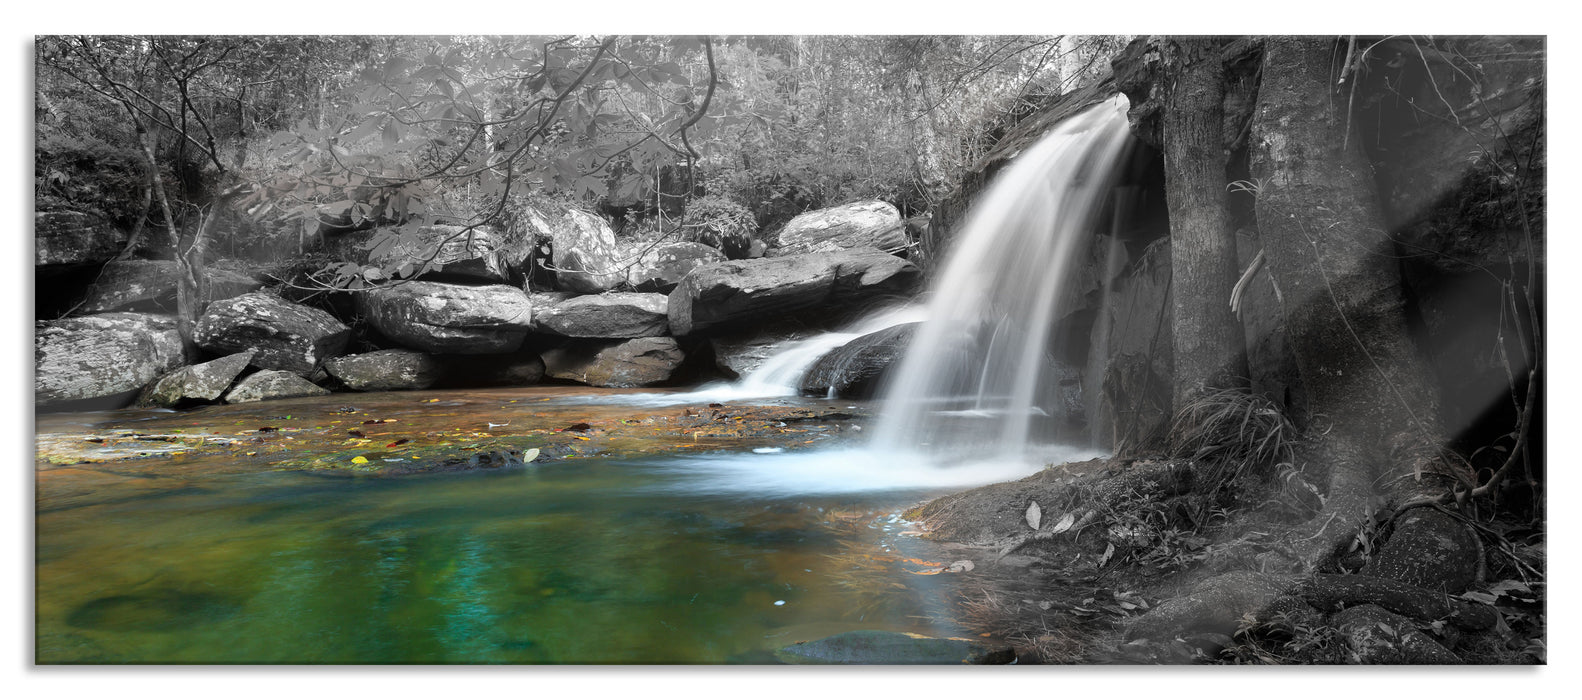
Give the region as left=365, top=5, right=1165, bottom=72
left=1163, top=36, right=1249, bottom=412
left=1249, top=36, right=1464, bottom=564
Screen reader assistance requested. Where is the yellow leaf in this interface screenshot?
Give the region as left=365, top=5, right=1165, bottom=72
left=351, top=456, right=369, bottom=464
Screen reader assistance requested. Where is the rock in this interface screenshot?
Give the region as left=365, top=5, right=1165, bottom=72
left=195, top=292, right=350, bottom=375
left=519, top=204, right=623, bottom=292
left=667, top=248, right=921, bottom=336
left=36, top=211, right=126, bottom=267
left=136, top=351, right=256, bottom=408
left=76, top=260, right=263, bottom=314
left=439, top=353, right=546, bottom=387
left=358, top=281, right=533, bottom=354
left=1361, top=508, right=1481, bottom=593
left=769, top=200, right=907, bottom=256
left=774, top=630, right=1015, bottom=665
left=541, top=337, right=684, bottom=388
left=1331, top=604, right=1462, bottom=664
left=223, top=370, right=332, bottom=403
left=799, top=323, right=917, bottom=398
left=535, top=292, right=670, bottom=338
left=710, top=327, right=820, bottom=378
left=35, top=312, right=188, bottom=409
left=1125, top=572, right=1291, bottom=642
left=624, top=241, right=727, bottom=292
left=365, top=224, right=511, bottom=283
left=325, top=349, right=444, bottom=391
left=1093, top=237, right=1173, bottom=456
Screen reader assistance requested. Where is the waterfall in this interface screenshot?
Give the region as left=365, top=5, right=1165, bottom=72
left=871, top=96, right=1135, bottom=461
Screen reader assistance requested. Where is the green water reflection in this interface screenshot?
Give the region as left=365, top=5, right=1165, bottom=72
left=36, top=456, right=965, bottom=664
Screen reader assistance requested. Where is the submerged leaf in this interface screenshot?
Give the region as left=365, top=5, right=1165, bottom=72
left=1026, top=501, right=1042, bottom=530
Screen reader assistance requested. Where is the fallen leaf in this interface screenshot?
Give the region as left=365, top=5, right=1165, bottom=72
left=563, top=422, right=592, bottom=432
left=1050, top=512, right=1076, bottom=535
left=522, top=448, right=541, bottom=462
left=387, top=438, right=410, bottom=447
left=1098, top=542, right=1116, bottom=568
left=948, top=560, right=975, bottom=573
left=351, top=456, right=369, bottom=464
left=1026, top=501, right=1042, bottom=530
left=347, top=430, right=366, bottom=438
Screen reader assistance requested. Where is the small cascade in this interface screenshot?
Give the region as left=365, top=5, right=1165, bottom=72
left=727, top=304, right=927, bottom=400
left=562, top=304, right=923, bottom=408
left=871, top=96, right=1135, bottom=461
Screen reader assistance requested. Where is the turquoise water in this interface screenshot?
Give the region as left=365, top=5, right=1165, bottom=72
left=36, top=451, right=972, bottom=664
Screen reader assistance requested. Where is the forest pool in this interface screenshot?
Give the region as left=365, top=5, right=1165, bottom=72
left=35, top=390, right=997, bottom=664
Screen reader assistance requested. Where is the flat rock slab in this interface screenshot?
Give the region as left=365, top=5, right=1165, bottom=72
left=771, top=200, right=906, bottom=256
left=775, top=630, right=1015, bottom=665
left=195, top=292, right=350, bottom=375
left=77, top=260, right=262, bottom=314
left=223, top=370, right=331, bottom=404
left=541, top=337, right=684, bottom=388
left=36, top=210, right=126, bottom=267
left=534, top=292, right=670, bottom=338
left=365, top=224, right=511, bottom=284
left=326, top=349, right=443, bottom=391
left=137, top=351, right=256, bottom=408
left=358, top=281, right=533, bottom=354
left=667, top=247, right=920, bottom=336
left=35, top=312, right=188, bottom=408
left=624, top=241, right=726, bottom=292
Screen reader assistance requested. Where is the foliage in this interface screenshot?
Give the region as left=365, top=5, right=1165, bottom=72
left=36, top=35, right=1128, bottom=292
left=681, top=194, right=756, bottom=256
left=1166, top=388, right=1299, bottom=520
left=34, top=130, right=148, bottom=226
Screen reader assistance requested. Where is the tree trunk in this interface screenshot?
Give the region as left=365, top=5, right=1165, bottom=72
left=1162, top=36, right=1249, bottom=412
left=1249, top=36, right=1465, bottom=565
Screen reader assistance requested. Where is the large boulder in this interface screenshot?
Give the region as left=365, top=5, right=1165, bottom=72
left=325, top=349, right=444, bottom=391
left=76, top=260, right=263, bottom=314
left=194, top=292, right=351, bottom=376
left=799, top=323, right=918, bottom=398
left=358, top=281, right=534, bottom=354
left=770, top=200, right=907, bottom=257
left=364, top=224, right=511, bottom=284
left=541, top=337, right=684, bottom=388
left=520, top=205, right=623, bottom=292
left=36, top=211, right=126, bottom=268
left=35, top=312, right=188, bottom=409
left=534, top=292, right=670, bottom=338
left=624, top=241, right=727, bottom=292
left=223, top=370, right=332, bottom=404
left=667, top=248, right=921, bottom=336
left=136, top=351, right=256, bottom=408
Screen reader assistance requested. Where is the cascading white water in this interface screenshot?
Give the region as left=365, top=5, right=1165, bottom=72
left=562, top=304, right=925, bottom=408
left=871, top=96, right=1134, bottom=461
